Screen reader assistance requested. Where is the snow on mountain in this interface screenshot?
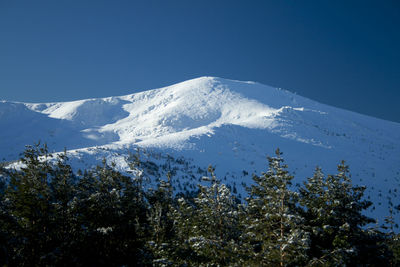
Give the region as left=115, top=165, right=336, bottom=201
left=1, top=77, right=399, bottom=221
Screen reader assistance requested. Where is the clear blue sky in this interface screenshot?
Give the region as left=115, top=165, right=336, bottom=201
left=1, top=0, right=399, bottom=122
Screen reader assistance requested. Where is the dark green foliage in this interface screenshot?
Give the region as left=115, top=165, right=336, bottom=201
left=243, top=149, right=309, bottom=266
left=0, top=144, right=151, bottom=266
left=72, top=160, right=150, bottom=266
left=0, top=145, right=396, bottom=266
left=185, top=166, right=242, bottom=266
left=300, top=162, right=390, bottom=266
left=0, top=165, right=11, bottom=266
left=146, top=172, right=178, bottom=266
left=386, top=232, right=400, bottom=266
left=5, top=144, right=57, bottom=265
left=382, top=201, right=400, bottom=266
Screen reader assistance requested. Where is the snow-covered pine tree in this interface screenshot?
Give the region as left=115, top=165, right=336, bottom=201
left=243, top=149, right=309, bottom=266
left=4, top=143, right=55, bottom=265
left=46, top=150, right=79, bottom=265
left=146, top=172, right=178, bottom=266
left=300, top=162, right=389, bottom=266
left=170, top=193, right=199, bottom=265
left=73, top=159, right=150, bottom=266
left=180, top=165, right=241, bottom=266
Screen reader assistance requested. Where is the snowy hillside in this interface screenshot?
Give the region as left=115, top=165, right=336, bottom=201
left=1, top=77, right=399, bottom=221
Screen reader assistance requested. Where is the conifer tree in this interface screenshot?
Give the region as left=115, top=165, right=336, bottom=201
left=146, top=172, right=178, bottom=266
left=168, top=191, right=200, bottom=265
left=193, top=165, right=241, bottom=265
left=46, top=150, right=78, bottom=265
left=73, top=160, right=150, bottom=266
left=300, top=162, right=389, bottom=266
left=0, top=142, right=397, bottom=266
left=172, top=166, right=241, bottom=266
left=4, top=143, right=56, bottom=265
left=244, top=149, right=309, bottom=266
left=380, top=192, right=399, bottom=266
left=0, top=165, right=12, bottom=266
left=1, top=145, right=82, bottom=265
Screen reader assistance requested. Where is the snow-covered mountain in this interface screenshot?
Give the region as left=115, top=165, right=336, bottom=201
left=1, top=77, right=399, bottom=221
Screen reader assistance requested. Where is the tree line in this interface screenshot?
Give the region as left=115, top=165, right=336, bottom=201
left=0, top=144, right=399, bottom=266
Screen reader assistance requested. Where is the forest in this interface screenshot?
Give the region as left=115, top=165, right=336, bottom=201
left=0, top=144, right=399, bottom=266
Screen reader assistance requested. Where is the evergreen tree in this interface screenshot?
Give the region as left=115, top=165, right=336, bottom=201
left=381, top=194, right=400, bottom=266
left=172, top=166, right=241, bottom=266
left=146, top=172, right=177, bottom=266
left=243, top=149, right=309, bottom=266
left=0, top=165, right=13, bottom=266
left=192, top=166, right=241, bottom=265
left=0, top=143, right=396, bottom=266
left=1, top=144, right=82, bottom=265
left=300, top=162, right=389, bottom=266
left=169, top=191, right=200, bottom=265
left=4, top=143, right=56, bottom=265
left=45, top=150, right=79, bottom=265
left=73, top=160, right=150, bottom=266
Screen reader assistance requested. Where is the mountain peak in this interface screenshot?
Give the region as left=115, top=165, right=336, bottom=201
left=1, top=77, right=398, bottom=154
left=1, top=77, right=399, bottom=221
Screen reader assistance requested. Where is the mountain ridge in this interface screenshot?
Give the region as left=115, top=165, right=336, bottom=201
left=1, top=76, right=399, bottom=221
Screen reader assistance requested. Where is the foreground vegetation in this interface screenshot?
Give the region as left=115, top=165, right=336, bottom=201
left=0, top=144, right=399, bottom=266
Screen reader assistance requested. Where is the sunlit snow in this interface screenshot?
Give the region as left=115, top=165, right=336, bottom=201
left=1, top=76, right=399, bottom=221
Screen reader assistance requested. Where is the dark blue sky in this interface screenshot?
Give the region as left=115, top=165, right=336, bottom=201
left=1, top=0, right=399, bottom=122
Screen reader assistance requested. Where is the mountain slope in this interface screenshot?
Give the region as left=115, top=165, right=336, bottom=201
left=1, top=77, right=399, bottom=220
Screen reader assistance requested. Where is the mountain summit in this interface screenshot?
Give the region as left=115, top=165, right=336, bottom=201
left=1, top=77, right=399, bottom=219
